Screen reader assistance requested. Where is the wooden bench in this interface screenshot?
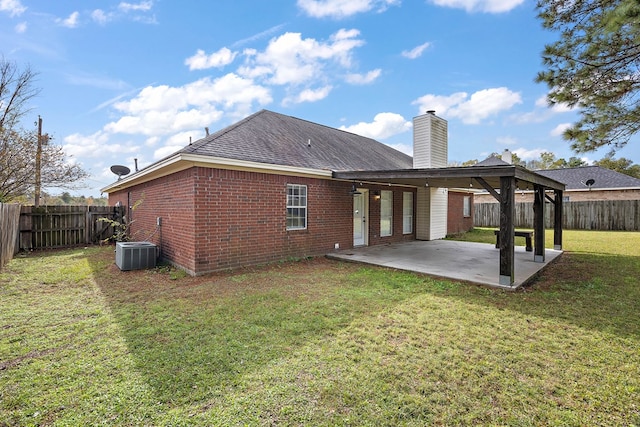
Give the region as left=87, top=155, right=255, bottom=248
left=494, top=230, right=533, bottom=252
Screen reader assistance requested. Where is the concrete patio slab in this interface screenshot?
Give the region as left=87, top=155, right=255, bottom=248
left=327, top=240, right=563, bottom=289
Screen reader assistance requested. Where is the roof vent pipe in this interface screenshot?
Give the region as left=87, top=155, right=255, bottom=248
left=205, top=127, right=209, bottom=136
left=134, top=158, right=138, bottom=172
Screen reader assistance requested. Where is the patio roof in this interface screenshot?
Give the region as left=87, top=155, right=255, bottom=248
left=334, top=164, right=566, bottom=288
left=333, top=164, right=565, bottom=192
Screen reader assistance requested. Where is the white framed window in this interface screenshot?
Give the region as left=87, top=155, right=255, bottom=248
left=463, top=196, right=471, bottom=218
left=380, top=190, right=393, bottom=237
left=403, top=192, right=413, bottom=234
left=286, top=184, right=307, bottom=230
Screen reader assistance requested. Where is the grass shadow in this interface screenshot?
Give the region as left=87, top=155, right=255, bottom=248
left=86, top=247, right=432, bottom=406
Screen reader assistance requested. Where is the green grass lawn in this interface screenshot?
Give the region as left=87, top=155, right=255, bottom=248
left=1, top=230, right=639, bottom=426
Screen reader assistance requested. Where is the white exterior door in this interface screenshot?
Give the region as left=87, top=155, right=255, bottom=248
left=353, top=190, right=368, bottom=246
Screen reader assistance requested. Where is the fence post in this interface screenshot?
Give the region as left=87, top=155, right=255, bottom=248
left=0, top=203, right=22, bottom=270
left=85, top=206, right=91, bottom=244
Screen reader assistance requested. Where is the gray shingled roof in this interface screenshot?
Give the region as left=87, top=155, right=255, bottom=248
left=535, top=166, right=640, bottom=190
left=179, top=109, right=413, bottom=171
left=475, top=156, right=511, bottom=167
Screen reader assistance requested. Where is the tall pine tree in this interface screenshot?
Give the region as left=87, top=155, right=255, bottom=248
left=536, top=0, right=640, bottom=152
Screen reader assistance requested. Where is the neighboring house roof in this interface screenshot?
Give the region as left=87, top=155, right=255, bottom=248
left=475, top=156, right=511, bottom=167
left=535, top=166, right=640, bottom=190
left=180, top=109, right=413, bottom=171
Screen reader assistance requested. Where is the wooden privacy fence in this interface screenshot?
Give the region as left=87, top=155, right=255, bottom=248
left=19, top=205, right=126, bottom=250
left=0, top=203, right=21, bottom=270
left=474, top=200, right=640, bottom=231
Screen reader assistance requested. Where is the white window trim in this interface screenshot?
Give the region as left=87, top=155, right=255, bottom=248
left=286, top=184, right=307, bottom=230
left=403, top=192, right=413, bottom=234
left=380, top=190, right=393, bottom=237
left=463, top=195, right=471, bottom=218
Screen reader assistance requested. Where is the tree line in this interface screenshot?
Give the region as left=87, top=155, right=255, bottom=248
left=8, top=191, right=108, bottom=207
left=456, top=151, right=640, bottom=179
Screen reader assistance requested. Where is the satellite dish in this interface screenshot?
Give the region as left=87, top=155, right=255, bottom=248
left=110, top=165, right=131, bottom=180
left=585, top=178, right=595, bottom=187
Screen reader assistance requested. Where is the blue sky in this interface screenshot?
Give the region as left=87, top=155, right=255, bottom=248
left=2, top=0, right=638, bottom=197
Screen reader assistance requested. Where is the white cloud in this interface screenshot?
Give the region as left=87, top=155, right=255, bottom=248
left=105, top=74, right=271, bottom=136
left=14, top=21, right=26, bottom=33
left=340, top=112, right=412, bottom=140
left=167, top=131, right=204, bottom=147
left=451, top=88, right=522, bottom=123
left=91, top=9, right=111, bottom=25
left=402, top=42, right=431, bottom=59
left=297, top=0, right=399, bottom=18
left=57, top=11, right=80, bottom=28
left=118, top=1, right=153, bottom=12
left=551, top=122, right=572, bottom=137
left=0, top=0, right=26, bottom=17
left=512, top=93, right=573, bottom=124
left=429, top=0, right=524, bottom=13
left=511, top=109, right=548, bottom=124
left=239, top=29, right=365, bottom=87
left=185, top=48, right=238, bottom=71
left=284, top=86, right=333, bottom=105
left=345, top=69, right=381, bottom=84
left=535, top=94, right=572, bottom=113
left=513, top=147, right=545, bottom=160
left=145, top=136, right=159, bottom=146
left=412, top=92, right=467, bottom=117
left=386, top=143, right=412, bottom=156
left=88, top=2, right=154, bottom=25
left=413, top=87, right=522, bottom=124
left=154, top=144, right=184, bottom=160
left=63, top=131, right=139, bottom=158
left=534, top=94, right=548, bottom=108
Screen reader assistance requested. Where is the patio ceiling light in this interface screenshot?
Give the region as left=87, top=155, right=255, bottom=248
left=349, top=183, right=362, bottom=195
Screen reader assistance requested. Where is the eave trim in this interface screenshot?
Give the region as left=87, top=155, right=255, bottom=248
left=101, top=153, right=333, bottom=193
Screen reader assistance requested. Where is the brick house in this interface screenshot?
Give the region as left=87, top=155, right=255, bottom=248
left=103, top=109, right=565, bottom=286
left=103, top=110, right=453, bottom=275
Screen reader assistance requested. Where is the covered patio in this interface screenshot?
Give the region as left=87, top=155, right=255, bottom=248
left=328, top=239, right=563, bottom=289
left=334, top=164, right=566, bottom=287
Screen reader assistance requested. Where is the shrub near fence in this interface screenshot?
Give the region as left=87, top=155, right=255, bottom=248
left=19, top=205, right=126, bottom=250
left=0, top=203, right=21, bottom=269
left=474, top=200, right=640, bottom=231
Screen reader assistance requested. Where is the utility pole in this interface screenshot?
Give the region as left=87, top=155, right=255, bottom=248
left=34, top=116, right=42, bottom=207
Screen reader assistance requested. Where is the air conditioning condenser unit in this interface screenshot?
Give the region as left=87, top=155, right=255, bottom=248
left=115, top=242, right=157, bottom=271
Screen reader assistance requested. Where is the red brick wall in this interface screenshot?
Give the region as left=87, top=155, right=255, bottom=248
left=108, top=169, right=198, bottom=273
left=108, top=167, right=416, bottom=275
left=447, top=191, right=474, bottom=235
